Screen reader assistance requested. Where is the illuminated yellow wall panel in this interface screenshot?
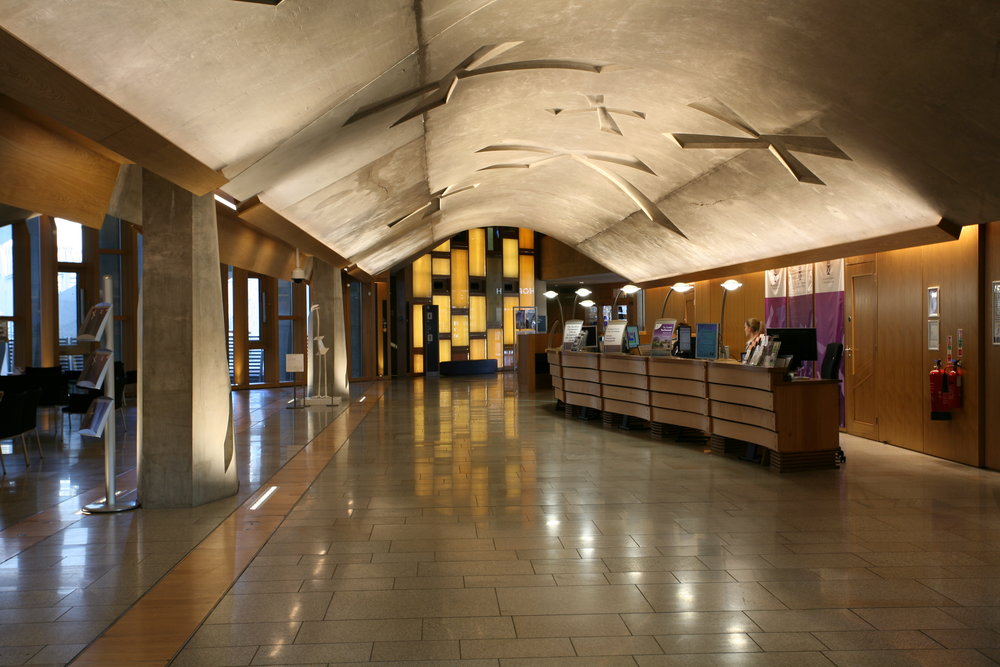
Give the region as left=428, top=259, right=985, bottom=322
left=503, top=238, right=518, bottom=278
left=432, top=294, right=451, bottom=320
left=470, top=296, right=486, bottom=333
left=412, top=304, right=423, bottom=346
left=488, top=328, right=504, bottom=366
left=435, top=240, right=451, bottom=252
left=451, top=248, right=469, bottom=308
left=519, top=228, right=534, bottom=249
left=519, top=254, right=534, bottom=307
left=412, top=254, right=431, bottom=298
left=504, top=295, right=518, bottom=344
left=432, top=257, right=450, bottom=276
left=468, top=229, right=486, bottom=276
left=470, top=338, right=486, bottom=360
left=438, top=339, right=451, bottom=363
left=451, top=314, right=469, bottom=346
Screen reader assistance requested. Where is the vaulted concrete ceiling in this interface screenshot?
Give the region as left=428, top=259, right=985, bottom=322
left=2, top=0, right=998, bottom=282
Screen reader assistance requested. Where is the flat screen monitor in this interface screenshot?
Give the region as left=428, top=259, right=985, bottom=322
left=676, top=324, right=693, bottom=357
left=580, top=325, right=597, bottom=349
left=767, top=327, right=818, bottom=375
left=625, top=325, right=640, bottom=351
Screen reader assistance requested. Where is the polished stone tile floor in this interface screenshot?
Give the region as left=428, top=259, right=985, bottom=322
left=4, top=374, right=1000, bottom=665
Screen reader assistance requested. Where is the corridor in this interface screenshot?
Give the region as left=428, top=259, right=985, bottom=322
left=4, top=375, right=1000, bottom=665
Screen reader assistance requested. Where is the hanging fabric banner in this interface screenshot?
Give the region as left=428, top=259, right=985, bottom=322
left=814, top=258, right=846, bottom=425
left=787, top=263, right=814, bottom=328
left=764, top=268, right=787, bottom=330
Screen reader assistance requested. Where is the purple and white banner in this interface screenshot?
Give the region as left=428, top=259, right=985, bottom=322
left=814, top=259, right=845, bottom=425
left=764, top=268, right=787, bottom=330
left=787, top=264, right=814, bottom=328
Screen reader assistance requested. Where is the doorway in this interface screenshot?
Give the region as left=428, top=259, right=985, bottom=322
left=845, top=258, right=878, bottom=439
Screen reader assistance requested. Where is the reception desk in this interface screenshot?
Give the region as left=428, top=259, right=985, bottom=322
left=549, top=350, right=840, bottom=472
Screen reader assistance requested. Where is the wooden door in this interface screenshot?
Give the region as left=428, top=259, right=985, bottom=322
left=845, top=260, right=878, bottom=439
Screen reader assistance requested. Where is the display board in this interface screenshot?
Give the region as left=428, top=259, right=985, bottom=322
left=695, top=323, right=719, bottom=360
left=602, top=320, right=627, bottom=353
left=651, top=319, right=677, bottom=356
left=562, top=319, right=584, bottom=350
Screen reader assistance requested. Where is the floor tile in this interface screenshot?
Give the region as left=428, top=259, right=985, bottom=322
left=460, top=637, right=575, bottom=659
left=325, top=588, right=499, bottom=619
left=512, top=614, right=630, bottom=638
left=496, top=585, right=652, bottom=615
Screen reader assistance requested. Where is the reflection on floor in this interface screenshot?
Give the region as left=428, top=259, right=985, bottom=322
left=3, top=374, right=1000, bottom=665
left=0, top=386, right=350, bottom=666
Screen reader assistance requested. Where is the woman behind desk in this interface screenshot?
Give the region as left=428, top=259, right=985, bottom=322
left=742, top=318, right=762, bottom=363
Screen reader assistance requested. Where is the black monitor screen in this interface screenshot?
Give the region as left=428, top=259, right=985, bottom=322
left=677, top=324, right=693, bottom=354
left=581, top=325, right=597, bottom=348
left=768, top=327, right=818, bottom=373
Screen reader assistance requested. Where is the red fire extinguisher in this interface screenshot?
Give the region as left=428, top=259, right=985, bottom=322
left=945, top=359, right=964, bottom=410
left=930, top=360, right=952, bottom=421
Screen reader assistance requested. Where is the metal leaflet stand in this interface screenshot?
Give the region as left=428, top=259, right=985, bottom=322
left=84, top=275, right=139, bottom=514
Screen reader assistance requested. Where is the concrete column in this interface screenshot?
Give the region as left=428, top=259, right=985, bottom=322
left=310, top=259, right=350, bottom=399
left=140, top=170, right=237, bottom=507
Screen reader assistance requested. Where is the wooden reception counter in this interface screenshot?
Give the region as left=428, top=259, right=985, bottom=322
left=548, top=350, right=840, bottom=472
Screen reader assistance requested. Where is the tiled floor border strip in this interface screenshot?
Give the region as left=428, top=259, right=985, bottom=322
left=69, top=385, right=384, bottom=666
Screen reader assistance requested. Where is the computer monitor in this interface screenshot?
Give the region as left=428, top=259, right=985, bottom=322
left=767, top=327, right=818, bottom=376
left=624, top=325, right=640, bottom=351
left=675, top=324, right=693, bottom=357
left=580, top=325, right=598, bottom=349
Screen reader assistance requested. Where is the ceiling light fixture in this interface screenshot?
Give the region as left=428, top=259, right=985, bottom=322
left=660, top=282, right=694, bottom=318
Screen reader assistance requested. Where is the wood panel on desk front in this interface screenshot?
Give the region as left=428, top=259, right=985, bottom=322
left=708, top=363, right=779, bottom=391
left=562, top=351, right=600, bottom=369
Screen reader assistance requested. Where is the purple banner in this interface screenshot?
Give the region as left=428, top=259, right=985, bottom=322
left=815, top=291, right=846, bottom=425
left=815, top=260, right=845, bottom=425
left=765, top=299, right=786, bottom=330
left=764, top=268, right=786, bottom=331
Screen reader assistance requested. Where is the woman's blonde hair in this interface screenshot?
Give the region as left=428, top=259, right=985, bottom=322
left=745, top=318, right=761, bottom=333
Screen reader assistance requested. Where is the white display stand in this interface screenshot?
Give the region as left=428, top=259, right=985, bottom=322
left=305, top=304, right=340, bottom=407
left=83, top=275, right=139, bottom=514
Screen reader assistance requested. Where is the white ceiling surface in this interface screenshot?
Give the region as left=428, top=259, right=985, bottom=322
left=3, top=0, right=999, bottom=281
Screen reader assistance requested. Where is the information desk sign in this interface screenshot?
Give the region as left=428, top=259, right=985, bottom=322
left=602, top=320, right=627, bottom=353
left=561, top=319, right=584, bottom=351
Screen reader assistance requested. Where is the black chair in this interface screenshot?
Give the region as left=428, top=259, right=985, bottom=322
left=820, top=343, right=847, bottom=463
left=0, top=389, right=42, bottom=473
left=821, top=343, right=844, bottom=380
left=25, top=366, right=69, bottom=439
left=114, top=361, right=127, bottom=433
left=63, top=387, right=102, bottom=436
left=18, top=388, right=44, bottom=461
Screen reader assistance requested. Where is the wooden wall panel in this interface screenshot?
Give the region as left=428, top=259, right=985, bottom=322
left=919, top=227, right=980, bottom=465
left=875, top=246, right=924, bottom=451
left=0, top=104, right=119, bottom=227
left=537, top=235, right=616, bottom=280
left=683, top=271, right=764, bottom=360
left=985, top=221, right=1000, bottom=470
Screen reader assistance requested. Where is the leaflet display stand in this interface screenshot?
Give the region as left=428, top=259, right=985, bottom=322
left=82, top=275, right=139, bottom=514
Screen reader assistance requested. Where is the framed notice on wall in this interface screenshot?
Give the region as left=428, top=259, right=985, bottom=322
left=927, top=286, right=940, bottom=318
left=928, top=319, right=940, bottom=351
